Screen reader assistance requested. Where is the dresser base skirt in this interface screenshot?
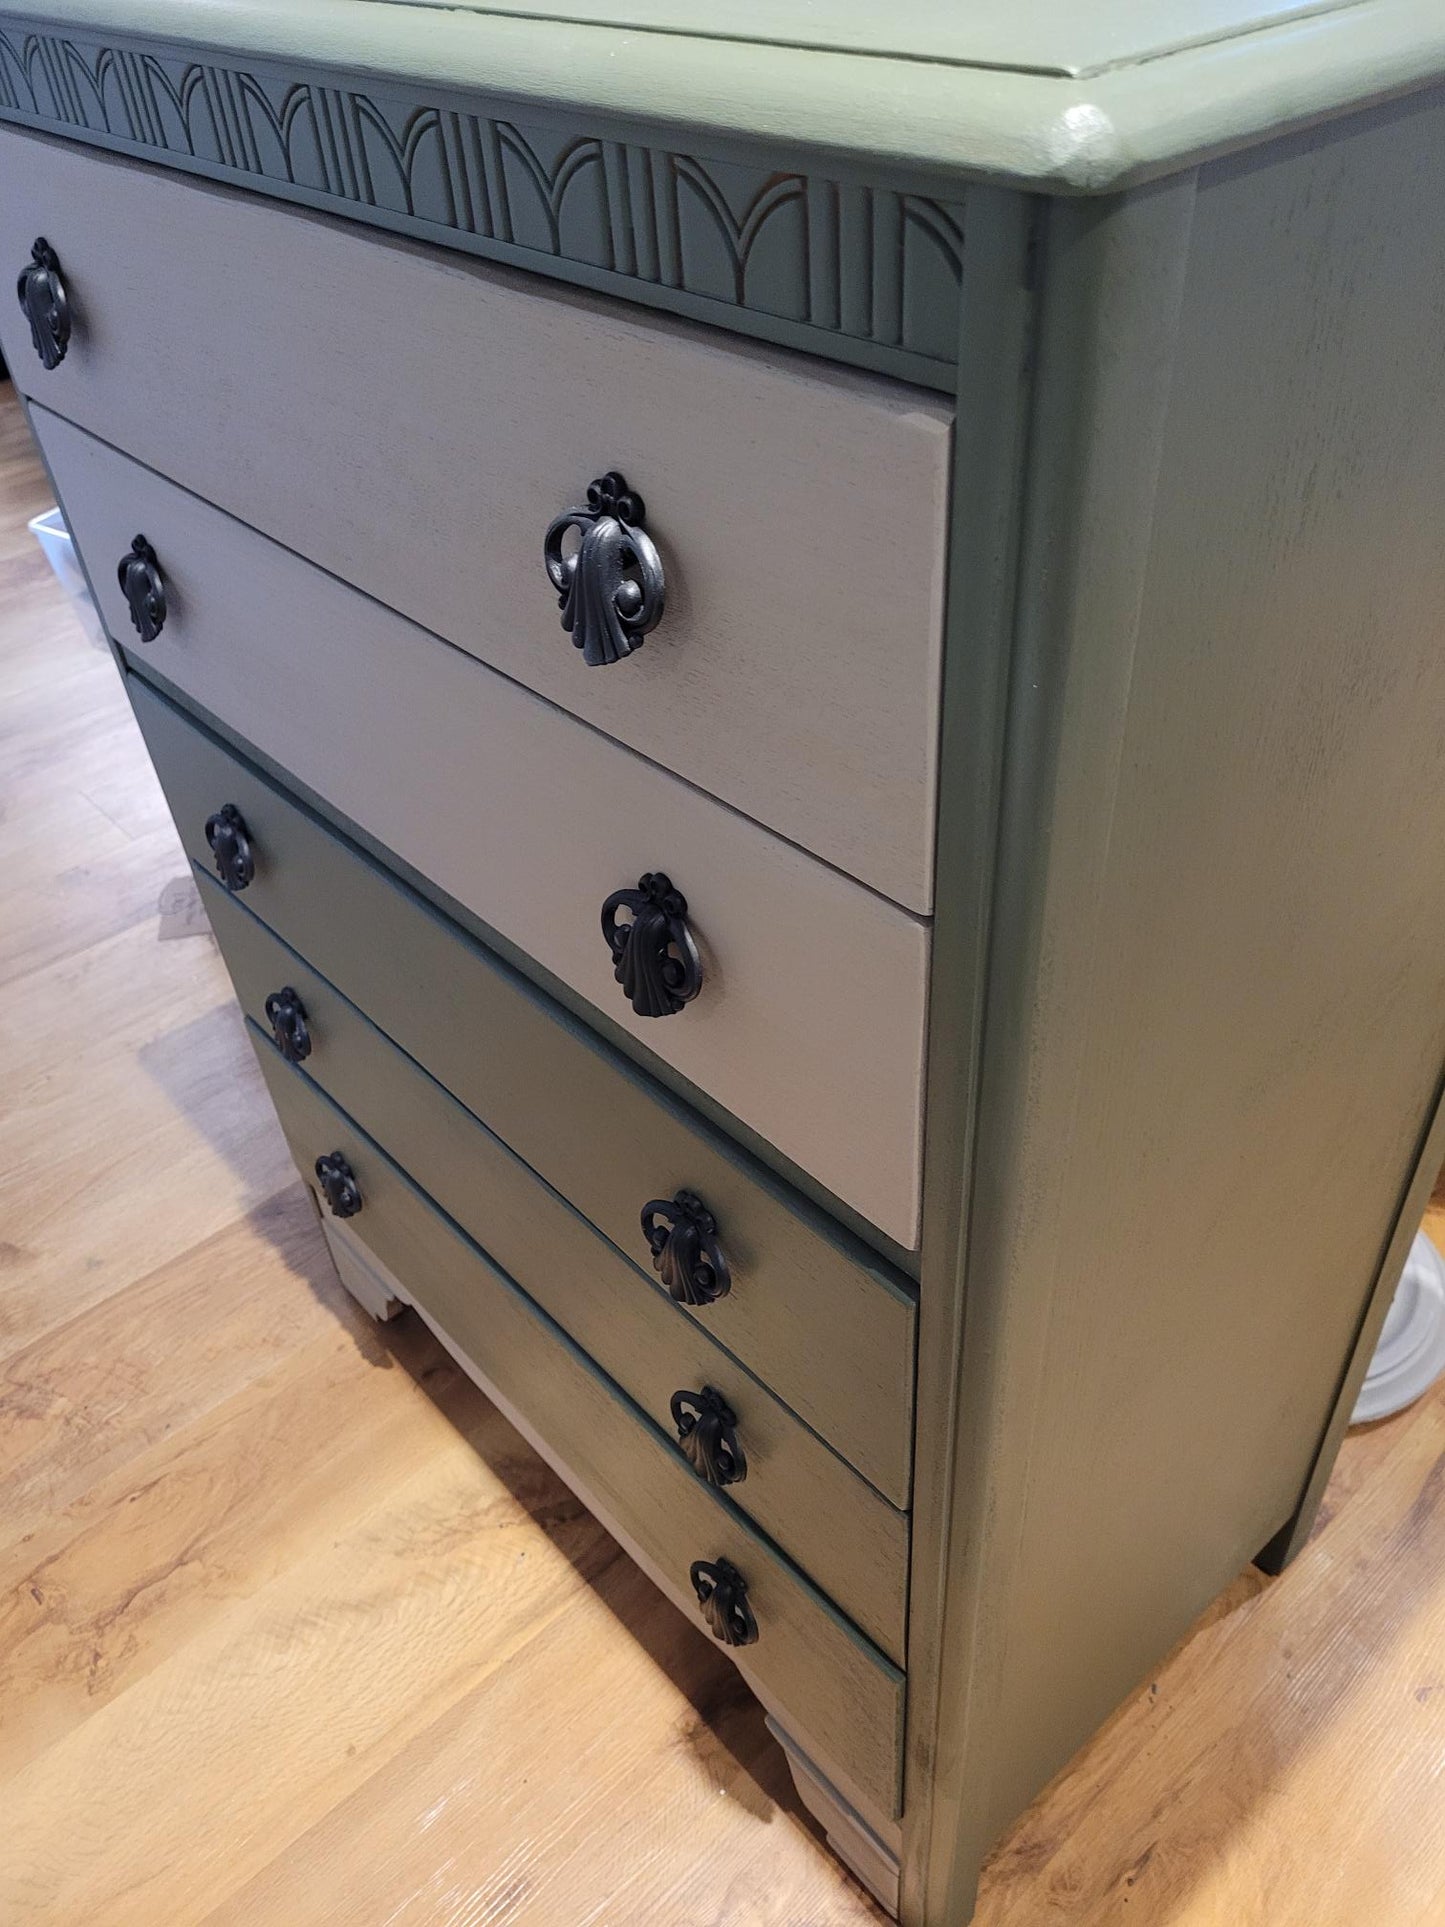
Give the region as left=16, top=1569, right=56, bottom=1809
left=316, top=1206, right=407, bottom=1324
left=766, top=1716, right=903, bottom=1914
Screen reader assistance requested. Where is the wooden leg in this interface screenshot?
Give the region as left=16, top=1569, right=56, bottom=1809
left=312, top=1195, right=408, bottom=1322
left=1252, top=1516, right=1300, bottom=1577
left=765, top=1715, right=901, bottom=1917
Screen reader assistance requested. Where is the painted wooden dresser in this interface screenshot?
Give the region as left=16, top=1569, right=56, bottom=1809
left=6, top=2, right=1445, bottom=1917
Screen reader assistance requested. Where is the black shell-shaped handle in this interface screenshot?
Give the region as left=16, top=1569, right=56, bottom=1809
left=671, top=1386, right=746, bottom=1488
left=117, top=535, right=166, bottom=643
left=690, top=1557, right=757, bottom=1648
left=204, top=803, right=254, bottom=893
left=264, top=986, right=312, bottom=1065
left=315, top=1151, right=362, bottom=1219
left=543, top=469, right=665, bottom=667
left=601, top=871, right=701, bottom=1019
left=16, top=237, right=70, bottom=370
left=641, top=1190, right=731, bottom=1306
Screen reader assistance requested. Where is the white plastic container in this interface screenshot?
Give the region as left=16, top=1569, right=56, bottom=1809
left=1351, top=1230, right=1445, bottom=1424
left=29, top=504, right=107, bottom=649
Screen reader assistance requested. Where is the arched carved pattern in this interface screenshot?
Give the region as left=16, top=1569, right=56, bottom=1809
left=0, top=18, right=966, bottom=376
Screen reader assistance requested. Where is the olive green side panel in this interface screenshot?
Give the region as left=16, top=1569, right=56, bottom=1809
left=928, top=86, right=1445, bottom=1904
left=252, top=1029, right=905, bottom=1822
left=123, top=672, right=918, bottom=1506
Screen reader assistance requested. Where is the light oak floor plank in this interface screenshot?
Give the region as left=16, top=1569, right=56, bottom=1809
left=977, top=1351, right=1445, bottom=1926
left=1, top=378, right=1442, bottom=1924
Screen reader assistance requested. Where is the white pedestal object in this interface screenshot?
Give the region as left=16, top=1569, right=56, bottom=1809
left=1351, top=1231, right=1445, bottom=1424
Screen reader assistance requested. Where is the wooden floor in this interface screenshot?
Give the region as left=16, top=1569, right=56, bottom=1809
left=3, top=380, right=1445, bottom=1926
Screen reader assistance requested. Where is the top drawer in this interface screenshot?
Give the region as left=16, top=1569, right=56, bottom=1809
left=0, top=125, right=951, bottom=914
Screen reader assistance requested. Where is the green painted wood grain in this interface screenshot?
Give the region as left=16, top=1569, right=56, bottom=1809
left=202, top=871, right=911, bottom=1662
left=124, top=673, right=918, bottom=1506
left=908, top=90, right=1445, bottom=1924
left=252, top=1028, right=906, bottom=1822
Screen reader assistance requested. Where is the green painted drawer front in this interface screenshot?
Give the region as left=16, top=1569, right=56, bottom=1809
left=202, top=871, right=908, bottom=1662
left=250, top=1027, right=905, bottom=1821
left=127, top=675, right=916, bottom=1507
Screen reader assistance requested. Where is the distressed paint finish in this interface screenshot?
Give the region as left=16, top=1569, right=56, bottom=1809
left=197, top=870, right=912, bottom=1665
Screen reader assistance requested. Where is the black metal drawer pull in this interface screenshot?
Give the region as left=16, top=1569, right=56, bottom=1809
left=264, top=986, right=312, bottom=1065
left=117, top=535, right=166, bottom=643
left=204, top=803, right=254, bottom=892
left=641, top=1190, right=730, bottom=1306
left=690, top=1557, right=758, bottom=1648
left=543, top=469, right=664, bottom=666
left=16, top=237, right=70, bottom=370
left=671, top=1386, right=746, bottom=1488
left=315, top=1151, right=362, bottom=1219
left=601, top=871, right=701, bottom=1019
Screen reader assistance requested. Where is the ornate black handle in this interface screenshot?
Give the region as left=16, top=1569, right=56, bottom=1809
left=671, top=1386, right=746, bottom=1488
left=543, top=469, right=664, bottom=666
left=16, top=237, right=70, bottom=370
left=315, top=1151, right=362, bottom=1219
left=204, top=803, right=254, bottom=893
left=264, top=986, right=312, bottom=1065
left=641, top=1190, right=730, bottom=1306
left=601, top=872, right=701, bottom=1019
left=117, top=535, right=166, bottom=643
left=690, top=1557, right=757, bottom=1648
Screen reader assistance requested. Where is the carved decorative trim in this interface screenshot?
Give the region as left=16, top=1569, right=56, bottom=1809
left=0, top=16, right=966, bottom=381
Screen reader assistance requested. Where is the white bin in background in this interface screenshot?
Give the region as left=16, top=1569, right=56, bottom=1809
left=29, top=504, right=107, bottom=649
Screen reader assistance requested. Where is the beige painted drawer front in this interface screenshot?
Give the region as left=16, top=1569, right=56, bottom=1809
left=126, top=677, right=916, bottom=1502
left=199, top=870, right=908, bottom=1661
left=0, top=124, right=950, bottom=913
left=47, top=410, right=930, bottom=1246
left=252, top=1028, right=905, bottom=1823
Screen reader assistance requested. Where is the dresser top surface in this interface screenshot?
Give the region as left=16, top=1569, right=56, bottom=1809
left=360, top=0, right=1377, bottom=80
left=5, top=0, right=1444, bottom=189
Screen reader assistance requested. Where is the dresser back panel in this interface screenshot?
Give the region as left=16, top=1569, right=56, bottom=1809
left=0, top=123, right=951, bottom=913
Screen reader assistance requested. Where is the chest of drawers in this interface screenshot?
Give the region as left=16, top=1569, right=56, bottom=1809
left=7, top=5, right=1445, bottom=1919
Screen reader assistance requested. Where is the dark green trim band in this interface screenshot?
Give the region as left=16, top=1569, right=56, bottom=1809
left=0, top=13, right=966, bottom=386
